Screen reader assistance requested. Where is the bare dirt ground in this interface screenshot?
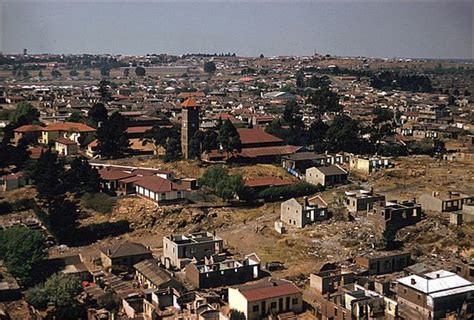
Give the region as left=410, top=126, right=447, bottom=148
left=3, top=156, right=470, bottom=291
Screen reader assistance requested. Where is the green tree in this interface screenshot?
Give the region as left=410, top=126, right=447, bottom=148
left=308, top=118, right=329, bottom=150
left=199, top=165, right=229, bottom=191
left=69, top=69, right=79, bottom=77
left=9, top=102, right=40, bottom=125
left=135, top=66, right=146, bottom=76
left=100, top=65, right=110, bottom=77
left=218, top=119, right=242, bottom=155
left=307, top=87, right=341, bottom=114
left=26, top=273, right=83, bottom=317
left=98, top=79, right=112, bottom=102
left=96, top=112, right=130, bottom=159
left=307, top=75, right=330, bottom=89
left=84, top=69, right=91, bottom=77
left=204, top=61, right=216, bottom=75
left=51, top=69, right=62, bottom=78
left=123, top=68, right=130, bottom=77
left=163, top=137, right=181, bottom=162
left=62, top=157, right=100, bottom=195
left=382, top=225, right=397, bottom=250
left=373, top=107, right=394, bottom=124
left=66, top=111, right=86, bottom=123
left=189, top=130, right=218, bottom=159
left=31, top=149, right=65, bottom=203
left=0, top=226, right=46, bottom=285
left=38, top=70, right=43, bottom=78
left=88, top=102, right=108, bottom=127
left=230, top=309, right=246, bottom=320
left=295, top=71, right=305, bottom=88
left=216, top=174, right=244, bottom=201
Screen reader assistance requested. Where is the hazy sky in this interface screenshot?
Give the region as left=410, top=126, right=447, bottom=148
left=1, top=1, right=472, bottom=59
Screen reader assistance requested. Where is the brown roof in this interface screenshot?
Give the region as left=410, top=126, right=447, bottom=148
left=134, top=175, right=185, bottom=193
left=237, top=280, right=301, bottom=302
left=181, top=98, right=199, bottom=108
left=237, top=128, right=283, bottom=145
left=99, top=168, right=134, bottom=181
left=100, top=242, right=151, bottom=259
left=44, top=122, right=96, bottom=132
left=126, top=126, right=152, bottom=134
left=1, top=172, right=24, bottom=181
left=14, top=124, right=44, bottom=133
left=56, top=137, right=77, bottom=145
left=245, top=177, right=294, bottom=188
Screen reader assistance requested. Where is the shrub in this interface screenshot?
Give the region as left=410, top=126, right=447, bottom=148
left=0, top=201, right=13, bottom=215
left=258, top=182, right=324, bottom=202
left=81, top=193, right=116, bottom=214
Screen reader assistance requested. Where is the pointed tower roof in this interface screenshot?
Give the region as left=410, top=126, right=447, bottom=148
left=181, top=98, right=199, bottom=108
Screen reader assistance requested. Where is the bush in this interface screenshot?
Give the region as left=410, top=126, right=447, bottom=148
left=0, top=198, right=34, bottom=215
left=0, top=201, right=13, bottom=215
left=258, top=182, right=324, bottom=202
left=81, top=193, right=116, bottom=214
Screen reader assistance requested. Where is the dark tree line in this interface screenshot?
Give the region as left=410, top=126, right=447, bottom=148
left=29, top=150, right=99, bottom=243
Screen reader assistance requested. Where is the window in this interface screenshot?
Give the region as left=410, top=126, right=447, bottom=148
left=334, top=307, right=338, bottom=316
left=417, top=294, right=421, bottom=300
left=292, top=298, right=298, bottom=305
left=252, top=305, right=259, bottom=312
left=270, top=302, right=277, bottom=309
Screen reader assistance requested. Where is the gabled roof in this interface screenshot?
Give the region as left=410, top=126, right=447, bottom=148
left=181, top=98, right=198, bottom=108
left=101, top=242, right=152, bottom=259
left=14, top=124, right=44, bottom=133
left=236, top=279, right=301, bottom=302
left=134, top=259, right=174, bottom=286
left=134, top=175, right=186, bottom=193
left=43, top=121, right=96, bottom=132
left=56, top=137, right=77, bottom=145
left=99, top=168, right=134, bottom=181
left=237, top=127, right=283, bottom=145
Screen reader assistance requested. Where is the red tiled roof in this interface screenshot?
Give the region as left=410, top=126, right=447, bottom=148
left=1, top=172, right=24, bottom=181
left=99, top=168, right=134, bottom=181
left=245, top=177, right=294, bottom=188
left=56, top=137, right=77, bottom=145
left=44, top=122, right=96, bottom=132
left=239, top=76, right=253, bottom=82
left=87, top=139, right=98, bottom=148
left=14, top=124, right=44, bottom=133
left=28, top=147, right=48, bottom=160
left=181, top=98, right=198, bottom=108
left=237, top=128, right=283, bottom=145
left=134, top=175, right=185, bottom=193
left=126, top=126, right=153, bottom=134
left=238, top=281, right=301, bottom=302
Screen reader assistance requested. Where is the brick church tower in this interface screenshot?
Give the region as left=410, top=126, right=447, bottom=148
left=181, top=98, right=199, bottom=159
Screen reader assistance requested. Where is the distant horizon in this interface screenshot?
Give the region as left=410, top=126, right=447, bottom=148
left=2, top=51, right=473, bottom=63
left=2, top=1, right=473, bottom=60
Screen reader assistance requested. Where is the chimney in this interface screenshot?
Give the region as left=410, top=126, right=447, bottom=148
left=410, top=278, right=416, bottom=285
